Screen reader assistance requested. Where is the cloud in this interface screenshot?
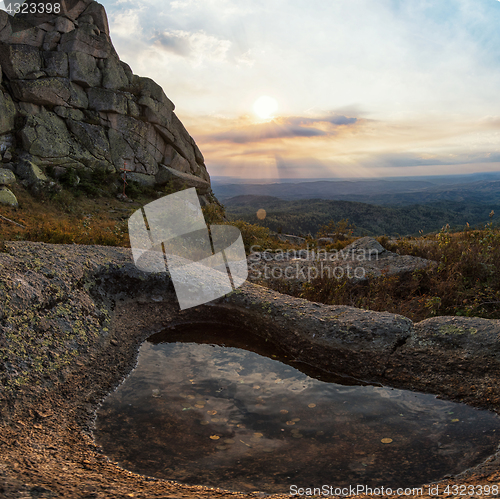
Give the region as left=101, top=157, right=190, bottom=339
left=367, top=151, right=500, bottom=168
left=152, top=31, right=192, bottom=56
left=284, top=115, right=358, bottom=127
left=151, top=29, right=232, bottom=63
left=210, top=122, right=326, bottom=143
left=206, top=114, right=357, bottom=143
left=109, top=9, right=143, bottom=40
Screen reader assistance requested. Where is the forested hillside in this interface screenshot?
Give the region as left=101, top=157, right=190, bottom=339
left=225, top=195, right=500, bottom=236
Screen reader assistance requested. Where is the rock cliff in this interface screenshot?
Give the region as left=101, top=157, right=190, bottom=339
left=0, top=0, right=215, bottom=205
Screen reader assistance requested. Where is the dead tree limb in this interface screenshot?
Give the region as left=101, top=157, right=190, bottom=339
left=0, top=214, right=25, bottom=229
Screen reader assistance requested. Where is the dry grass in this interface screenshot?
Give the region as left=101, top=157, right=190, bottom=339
left=273, top=224, right=500, bottom=322
left=2, top=184, right=498, bottom=322
left=0, top=183, right=132, bottom=247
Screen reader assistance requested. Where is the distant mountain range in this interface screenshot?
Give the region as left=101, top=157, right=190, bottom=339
left=213, top=172, right=500, bottom=206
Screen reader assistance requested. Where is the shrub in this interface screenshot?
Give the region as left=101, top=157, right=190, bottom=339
left=316, top=218, right=355, bottom=239
left=266, top=222, right=500, bottom=322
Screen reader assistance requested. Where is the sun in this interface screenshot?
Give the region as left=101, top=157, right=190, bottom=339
left=253, top=96, right=278, bottom=119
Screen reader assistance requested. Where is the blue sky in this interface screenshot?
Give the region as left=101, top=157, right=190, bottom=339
left=78, top=1, right=500, bottom=177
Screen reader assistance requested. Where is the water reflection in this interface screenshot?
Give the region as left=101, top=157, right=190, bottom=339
left=95, top=324, right=500, bottom=493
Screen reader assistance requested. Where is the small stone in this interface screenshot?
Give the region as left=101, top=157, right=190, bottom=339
left=2, top=150, right=12, bottom=163
left=343, top=236, right=387, bottom=256
left=0, top=168, right=16, bottom=185
left=110, top=339, right=118, bottom=346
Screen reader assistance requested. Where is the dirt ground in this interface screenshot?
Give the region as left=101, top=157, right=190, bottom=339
left=1, top=241, right=500, bottom=498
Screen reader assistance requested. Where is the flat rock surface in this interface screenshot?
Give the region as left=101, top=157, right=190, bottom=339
left=0, top=241, right=499, bottom=498
left=248, top=237, right=436, bottom=283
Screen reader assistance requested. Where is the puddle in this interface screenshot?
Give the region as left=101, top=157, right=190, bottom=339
left=94, top=324, right=500, bottom=494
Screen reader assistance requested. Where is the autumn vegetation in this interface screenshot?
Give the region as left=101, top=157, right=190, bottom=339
left=1, top=179, right=498, bottom=323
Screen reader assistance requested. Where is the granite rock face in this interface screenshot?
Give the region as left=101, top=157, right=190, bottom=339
left=0, top=1, right=214, bottom=204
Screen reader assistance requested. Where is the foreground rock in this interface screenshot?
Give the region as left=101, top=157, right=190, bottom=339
left=248, top=236, right=436, bottom=283
left=0, top=241, right=499, bottom=498
left=0, top=1, right=216, bottom=205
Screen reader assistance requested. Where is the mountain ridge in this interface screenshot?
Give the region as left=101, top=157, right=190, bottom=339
left=225, top=195, right=499, bottom=237
left=213, top=174, right=500, bottom=206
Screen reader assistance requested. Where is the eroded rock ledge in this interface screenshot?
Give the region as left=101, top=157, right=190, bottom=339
left=1, top=241, right=500, bottom=498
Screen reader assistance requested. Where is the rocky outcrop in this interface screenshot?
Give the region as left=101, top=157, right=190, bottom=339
left=248, top=236, right=436, bottom=284
left=275, top=233, right=306, bottom=245
left=0, top=1, right=214, bottom=203
left=1, top=241, right=500, bottom=497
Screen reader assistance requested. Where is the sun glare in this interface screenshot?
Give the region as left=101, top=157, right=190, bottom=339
left=253, top=96, right=278, bottom=119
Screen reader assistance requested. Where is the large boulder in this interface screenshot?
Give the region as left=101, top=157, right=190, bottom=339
left=20, top=111, right=72, bottom=158
left=1, top=18, right=45, bottom=47
left=0, top=168, right=16, bottom=185
left=43, top=51, right=69, bottom=78
left=11, top=78, right=72, bottom=106
left=138, top=95, right=173, bottom=128
left=127, top=172, right=156, bottom=187
left=163, top=146, right=191, bottom=173
left=68, top=51, right=101, bottom=87
left=342, top=236, right=388, bottom=256
left=59, top=28, right=111, bottom=58
left=0, top=0, right=216, bottom=204
left=0, top=43, right=42, bottom=79
left=16, top=157, right=48, bottom=185
left=55, top=17, right=76, bottom=34
left=0, top=186, right=18, bottom=206
left=81, top=1, right=110, bottom=36
left=101, top=57, right=128, bottom=90
left=87, top=87, right=127, bottom=114
left=64, top=0, right=94, bottom=21
left=155, top=165, right=211, bottom=194
left=43, top=31, right=61, bottom=51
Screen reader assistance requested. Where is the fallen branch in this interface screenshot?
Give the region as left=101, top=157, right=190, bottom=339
left=0, top=214, right=25, bottom=229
